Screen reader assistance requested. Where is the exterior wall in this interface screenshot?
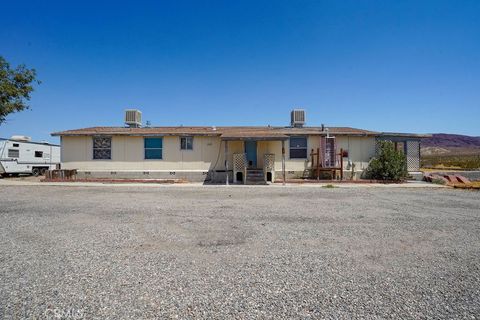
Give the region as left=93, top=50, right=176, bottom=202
left=60, top=135, right=377, bottom=181
left=262, top=136, right=376, bottom=179
left=62, top=135, right=230, bottom=171
left=255, top=137, right=313, bottom=178
left=336, top=136, right=376, bottom=172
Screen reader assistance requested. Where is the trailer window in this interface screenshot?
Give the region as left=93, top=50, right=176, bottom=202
left=13, top=143, right=19, bottom=147
left=35, top=151, right=43, bottom=158
left=93, top=137, right=112, bottom=160
left=8, top=149, right=19, bottom=158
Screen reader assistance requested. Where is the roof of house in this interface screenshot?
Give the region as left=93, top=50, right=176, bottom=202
left=51, top=126, right=432, bottom=140
left=51, top=126, right=383, bottom=139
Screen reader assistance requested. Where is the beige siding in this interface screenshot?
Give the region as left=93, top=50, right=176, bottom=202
left=257, top=136, right=319, bottom=172
left=62, top=136, right=91, bottom=162
left=336, top=136, right=376, bottom=171
left=62, top=136, right=242, bottom=172
left=61, top=135, right=376, bottom=173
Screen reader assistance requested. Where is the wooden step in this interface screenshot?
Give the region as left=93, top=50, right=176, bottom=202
left=245, top=180, right=268, bottom=185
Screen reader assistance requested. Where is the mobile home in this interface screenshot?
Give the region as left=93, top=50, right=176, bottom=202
left=51, top=110, right=429, bottom=183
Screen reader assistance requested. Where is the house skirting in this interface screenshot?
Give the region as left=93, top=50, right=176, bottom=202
left=73, top=169, right=372, bottom=183
left=76, top=170, right=213, bottom=182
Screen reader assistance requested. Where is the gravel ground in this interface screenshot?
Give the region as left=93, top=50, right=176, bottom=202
left=1, top=185, right=479, bottom=319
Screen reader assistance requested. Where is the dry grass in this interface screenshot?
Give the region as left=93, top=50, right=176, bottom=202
left=421, top=154, right=480, bottom=170
left=451, top=181, right=480, bottom=190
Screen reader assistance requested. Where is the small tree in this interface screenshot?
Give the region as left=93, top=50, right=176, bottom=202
left=365, top=141, right=408, bottom=181
left=0, top=56, right=40, bottom=125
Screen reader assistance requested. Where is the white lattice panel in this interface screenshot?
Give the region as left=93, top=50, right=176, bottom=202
left=375, top=140, right=381, bottom=154
left=406, top=140, right=420, bottom=171
left=264, top=154, right=275, bottom=170
left=233, top=153, right=247, bottom=171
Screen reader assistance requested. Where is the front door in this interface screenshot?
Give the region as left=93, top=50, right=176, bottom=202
left=245, top=141, right=257, bottom=168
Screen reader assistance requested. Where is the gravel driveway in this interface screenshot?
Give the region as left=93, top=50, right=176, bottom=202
left=1, top=185, right=479, bottom=319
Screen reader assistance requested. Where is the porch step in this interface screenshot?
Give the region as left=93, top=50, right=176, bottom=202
left=246, top=175, right=264, bottom=181
left=247, top=173, right=264, bottom=178
left=246, top=169, right=266, bottom=185
left=247, top=177, right=264, bottom=182
left=246, top=181, right=268, bottom=185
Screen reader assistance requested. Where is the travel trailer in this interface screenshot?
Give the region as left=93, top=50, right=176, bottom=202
left=0, top=136, right=60, bottom=177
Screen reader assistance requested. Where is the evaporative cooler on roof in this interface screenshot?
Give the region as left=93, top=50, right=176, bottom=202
left=124, top=109, right=142, bottom=128
left=290, top=109, right=306, bottom=127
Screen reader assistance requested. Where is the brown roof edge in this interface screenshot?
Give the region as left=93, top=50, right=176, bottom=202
left=51, top=132, right=222, bottom=137
left=51, top=126, right=381, bottom=137
left=51, top=127, right=223, bottom=137
left=221, top=135, right=289, bottom=141
left=378, top=132, right=433, bottom=138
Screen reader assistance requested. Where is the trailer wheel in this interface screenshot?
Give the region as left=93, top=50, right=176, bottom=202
left=32, top=168, right=41, bottom=176
left=40, top=168, right=47, bottom=176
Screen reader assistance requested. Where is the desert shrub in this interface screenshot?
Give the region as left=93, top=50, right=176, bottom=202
left=365, top=141, right=408, bottom=181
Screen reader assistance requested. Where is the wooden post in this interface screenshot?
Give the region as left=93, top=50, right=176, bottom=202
left=340, top=148, right=344, bottom=181
left=281, top=140, right=286, bottom=186
left=310, top=148, right=314, bottom=171
left=225, top=141, right=229, bottom=185
left=310, top=148, right=315, bottom=180
left=316, top=147, right=320, bottom=180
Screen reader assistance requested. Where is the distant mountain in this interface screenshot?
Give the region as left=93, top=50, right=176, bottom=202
left=422, top=134, right=480, bottom=148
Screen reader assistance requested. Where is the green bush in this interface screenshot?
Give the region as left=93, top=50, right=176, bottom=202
left=365, top=141, right=408, bottom=181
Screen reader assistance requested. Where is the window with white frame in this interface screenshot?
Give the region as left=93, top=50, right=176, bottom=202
left=144, top=137, right=163, bottom=159
left=289, top=136, right=307, bottom=159
left=93, top=137, right=111, bottom=160
left=8, top=149, right=19, bottom=158
left=180, top=136, right=193, bottom=150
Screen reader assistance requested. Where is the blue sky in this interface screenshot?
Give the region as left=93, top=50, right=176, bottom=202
left=1, top=0, right=479, bottom=143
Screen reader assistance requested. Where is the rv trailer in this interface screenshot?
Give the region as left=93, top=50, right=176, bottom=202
left=0, top=136, right=60, bottom=177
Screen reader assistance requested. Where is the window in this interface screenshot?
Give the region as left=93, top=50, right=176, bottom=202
left=13, top=143, right=19, bottom=147
left=289, top=136, right=307, bottom=159
left=144, top=138, right=162, bottom=159
left=35, top=151, right=43, bottom=158
left=93, top=137, right=111, bottom=160
left=8, top=149, right=19, bottom=158
left=180, top=136, right=193, bottom=150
